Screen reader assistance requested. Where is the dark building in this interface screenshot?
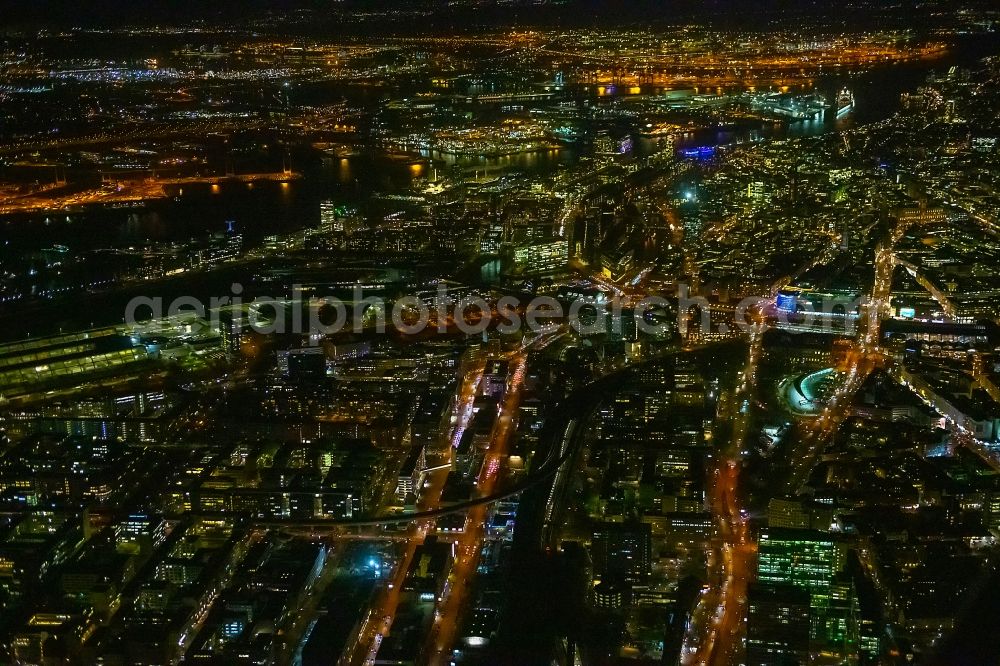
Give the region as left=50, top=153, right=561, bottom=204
left=285, top=348, right=327, bottom=381
left=591, top=521, right=652, bottom=590
left=746, top=582, right=811, bottom=666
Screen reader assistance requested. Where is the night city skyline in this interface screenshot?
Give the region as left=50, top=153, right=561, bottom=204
left=0, top=1, right=999, bottom=665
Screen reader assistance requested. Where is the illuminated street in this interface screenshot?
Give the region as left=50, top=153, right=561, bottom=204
left=2, top=3, right=1000, bottom=665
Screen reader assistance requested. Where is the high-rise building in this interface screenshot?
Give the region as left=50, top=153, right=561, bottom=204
left=747, top=181, right=767, bottom=200
left=319, top=200, right=346, bottom=247
left=746, top=582, right=811, bottom=666
left=827, top=574, right=861, bottom=663
left=591, top=521, right=652, bottom=590
left=319, top=201, right=339, bottom=233
left=607, top=307, right=639, bottom=343
left=218, top=311, right=243, bottom=360
left=593, top=580, right=625, bottom=610
left=574, top=209, right=605, bottom=262
left=286, top=348, right=327, bottom=381
left=757, top=528, right=858, bottom=662
left=511, top=239, right=568, bottom=276
left=480, top=222, right=505, bottom=254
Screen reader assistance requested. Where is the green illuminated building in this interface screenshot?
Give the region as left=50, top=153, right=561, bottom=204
left=757, top=528, right=859, bottom=664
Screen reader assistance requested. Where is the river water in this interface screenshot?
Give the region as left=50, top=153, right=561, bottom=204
left=0, top=33, right=996, bottom=340
left=4, top=34, right=996, bottom=254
